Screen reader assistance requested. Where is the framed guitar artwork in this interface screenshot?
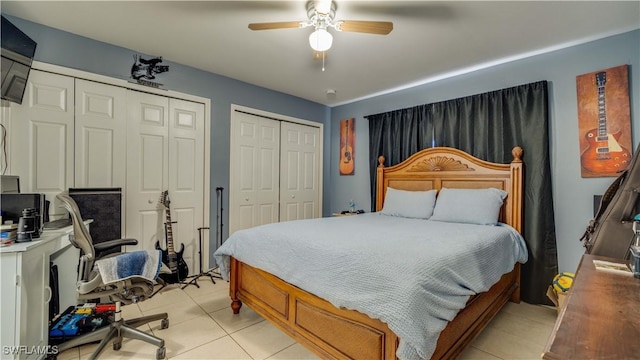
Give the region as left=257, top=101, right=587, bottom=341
left=577, top=65, right=632, bottom=178
left=339, top=118, right=355, bottom=175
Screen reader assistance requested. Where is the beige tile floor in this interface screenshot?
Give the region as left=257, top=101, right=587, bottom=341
left=55, top=278, right=558, bottom=360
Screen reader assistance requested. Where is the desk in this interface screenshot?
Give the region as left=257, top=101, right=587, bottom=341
left=0, top=222, right=89, bottom=360
left=542, top=254, right=640, bottom=359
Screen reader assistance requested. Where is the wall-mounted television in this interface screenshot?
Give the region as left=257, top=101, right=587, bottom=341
left=1, top=15, right=37, bottom=105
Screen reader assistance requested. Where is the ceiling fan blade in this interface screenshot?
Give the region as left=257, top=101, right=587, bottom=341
left=336, top=20, right=393, bottom=35
left=248, top=21, right=303, bottom=31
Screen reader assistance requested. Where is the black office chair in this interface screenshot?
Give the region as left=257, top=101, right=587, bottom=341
left=55, top=193, right=169, bottom=360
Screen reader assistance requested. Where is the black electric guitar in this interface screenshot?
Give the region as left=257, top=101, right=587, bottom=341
left=155, top=190, right=189, bottom=283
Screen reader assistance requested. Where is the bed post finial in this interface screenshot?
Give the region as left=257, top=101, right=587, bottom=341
left=378, top=156, right=385, bottom=168
left=512, top=146, right=523, bottom=163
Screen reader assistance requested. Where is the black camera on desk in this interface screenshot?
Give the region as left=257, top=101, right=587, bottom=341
left=17, top=208, right=39, bottom=242
left=1, top=193, right=46, bottom=242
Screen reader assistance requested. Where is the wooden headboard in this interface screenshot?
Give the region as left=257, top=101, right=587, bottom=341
left=376, top=146, right=523, bottom=232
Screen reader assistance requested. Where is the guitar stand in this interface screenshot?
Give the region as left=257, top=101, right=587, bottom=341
left=151, top=270, right=193, bottom=297
left=149, top=278, right=169, bottom=298
left=182, top=187, right=226, bottom=289
left=181, top=227, right=222, bottom=290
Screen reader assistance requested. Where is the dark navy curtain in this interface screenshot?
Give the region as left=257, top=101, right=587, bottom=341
left=366, top=81, right=557, bottom=305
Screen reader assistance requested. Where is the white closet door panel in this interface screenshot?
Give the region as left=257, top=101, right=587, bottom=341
left=137, top=209, right=165, bottom=253
left=33, top=122, right=68, bottom=189
left=75, top=79, right=126, bottom=188
left=238, top=205, right=255, bottom=231
left=229, top=112, right=280, bottom=235
left=126, top=90, right=169, bottom=252
left=9, top=70, right=74, bottom=219
left=280, top=122, right=320, bottom=221
left=168, top=99, right=204, bottom=274
left=239, top=146, right=255, bottom=191
left=140, top=135, right=166, bottom=189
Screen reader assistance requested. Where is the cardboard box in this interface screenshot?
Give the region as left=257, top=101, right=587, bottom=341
left=546, top=285, right=568, bottom=310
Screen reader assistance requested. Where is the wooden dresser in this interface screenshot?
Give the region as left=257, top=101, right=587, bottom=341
left=542, top=254, right=640, bottom=359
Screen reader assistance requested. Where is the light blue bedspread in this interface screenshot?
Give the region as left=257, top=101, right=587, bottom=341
left=214, top=213, right=528, bottom=360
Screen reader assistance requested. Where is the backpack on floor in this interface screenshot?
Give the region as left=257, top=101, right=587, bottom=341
left=581, top=144, right=640, bottom=259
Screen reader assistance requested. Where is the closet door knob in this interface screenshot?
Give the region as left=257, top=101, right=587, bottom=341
left=291, top=195, right=295, bottom=199
left=148, top=199, right=154, bottom=204
left=245, top=198, right=249, bottom=201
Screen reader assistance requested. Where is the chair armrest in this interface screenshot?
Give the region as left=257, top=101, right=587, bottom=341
left=94, top=238, right=139, bottom=252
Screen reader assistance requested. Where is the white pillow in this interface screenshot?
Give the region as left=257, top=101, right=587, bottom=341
left=381, top=187, right=437, bottom=219
left=430, top=187, right=508, bottom=225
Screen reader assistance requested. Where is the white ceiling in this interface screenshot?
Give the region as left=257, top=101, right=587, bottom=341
left=2, top=1, right=639, bottom=107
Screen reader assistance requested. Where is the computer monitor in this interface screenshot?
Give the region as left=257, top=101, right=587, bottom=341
left=1, top=175, right=20, bottom=193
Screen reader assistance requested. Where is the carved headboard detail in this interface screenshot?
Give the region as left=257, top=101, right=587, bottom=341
left=405, top=156, right=475, bottom=172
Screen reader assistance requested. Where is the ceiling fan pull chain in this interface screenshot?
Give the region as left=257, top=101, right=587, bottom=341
left=322, top=52, right=326, bottom=72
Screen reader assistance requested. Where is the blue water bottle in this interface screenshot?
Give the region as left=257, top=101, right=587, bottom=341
left=631, top=214, right=640, bottom=278
left=633, top=214, right=640, bottom=247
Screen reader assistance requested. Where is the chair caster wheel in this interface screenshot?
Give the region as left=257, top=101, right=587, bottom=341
left=161, top=318, right=169, bottom=329
left=113, top=341, right=122, bottom=351
left=156, top=346, right=166, bottom=359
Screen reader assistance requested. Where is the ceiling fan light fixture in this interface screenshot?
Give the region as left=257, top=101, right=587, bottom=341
left=314, top=0, right=333, bottom=15
left=309, top=28, right=333, bottom=52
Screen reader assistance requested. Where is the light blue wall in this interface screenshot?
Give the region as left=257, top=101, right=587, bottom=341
left=330, top=30, right=640, bottom=275
left=3, top=15, right=331, bottom=266
left=6, top=14, right=639, bottom=275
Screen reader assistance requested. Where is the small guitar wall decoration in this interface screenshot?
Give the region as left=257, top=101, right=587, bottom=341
left=577, top=65, right=632, bottom=178
left=339, top=118, right=355, bottom=175
left=131, top=55, right=169, bottom=88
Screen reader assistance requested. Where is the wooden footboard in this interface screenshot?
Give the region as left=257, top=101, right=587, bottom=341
left=230, top=257, right=520, bottom=360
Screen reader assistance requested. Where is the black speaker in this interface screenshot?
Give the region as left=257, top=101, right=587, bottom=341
left=594, top=195, right=603, bottom=217
left=68, top=188, right=122, bottom=257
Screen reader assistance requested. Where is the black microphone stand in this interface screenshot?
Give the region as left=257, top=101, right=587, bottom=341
left=181, top=187, right=224, bottom=289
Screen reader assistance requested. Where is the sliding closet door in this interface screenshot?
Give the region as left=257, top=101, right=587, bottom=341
left=125, top=90, right=169, bottom=252
left=229, top=112, right=280, bottom=235
left=280, top=121, right=321, bottom=221
left=229, top=108, right=323, bottom=235
left=168, top=98, right=205, bottom=273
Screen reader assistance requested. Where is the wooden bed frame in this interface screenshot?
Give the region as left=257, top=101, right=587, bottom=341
left=228, top=146, right=524, bottom=360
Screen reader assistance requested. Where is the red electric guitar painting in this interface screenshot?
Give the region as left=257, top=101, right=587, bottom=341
left=578, top=66, right=632, bottom=177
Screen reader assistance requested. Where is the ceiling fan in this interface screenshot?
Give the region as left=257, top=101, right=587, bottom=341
left=248, top=0, right=393, bottom=54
